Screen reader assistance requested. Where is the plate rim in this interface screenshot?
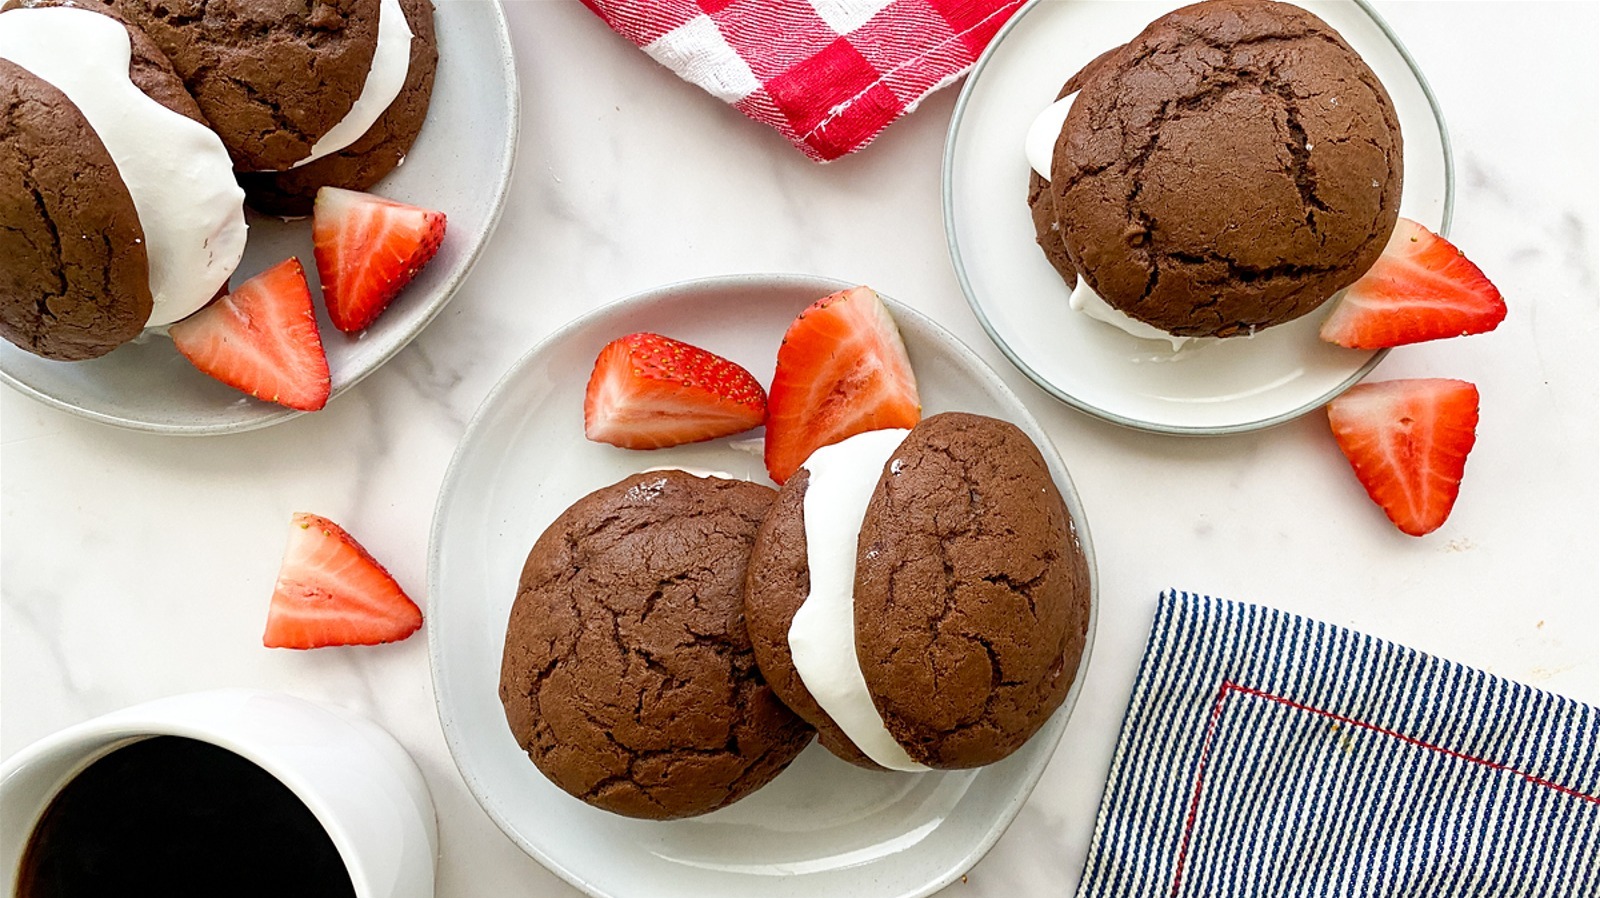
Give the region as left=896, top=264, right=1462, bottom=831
left=941, top=0, right=1457, bottom=437
left=426, top=272, right=1100, bottom=898
left=0, top=0, right=522, bottom=437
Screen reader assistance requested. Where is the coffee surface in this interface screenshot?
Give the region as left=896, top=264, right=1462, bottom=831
left=17, top=736, right=355, bottom=898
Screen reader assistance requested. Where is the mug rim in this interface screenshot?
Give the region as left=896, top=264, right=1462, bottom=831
left=0, top=689, right=436, bottom=898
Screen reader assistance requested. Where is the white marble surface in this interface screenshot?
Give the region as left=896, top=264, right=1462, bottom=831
left=2, top=1, right=1596, bottom=895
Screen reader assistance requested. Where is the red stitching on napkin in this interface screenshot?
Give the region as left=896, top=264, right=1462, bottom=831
left=1168, top=680, right=1600, bottom=896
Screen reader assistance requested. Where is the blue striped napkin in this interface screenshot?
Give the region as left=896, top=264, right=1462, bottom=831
left=1076, top=590, right=1600, bottom=898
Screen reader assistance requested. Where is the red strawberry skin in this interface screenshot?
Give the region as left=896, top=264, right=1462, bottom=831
left=263, top=513, right=423, bottom=649
left=1320, top=218, right=1506, bottom=349
left=313, top=187, right=447, bottom=334
left=764, top=286, right=921, bottom=484
left=169, top=258, right=331, bottom=411
left=584, top=333, right=767, bottom=450
left=1327, top=379, right=1480, bottom=537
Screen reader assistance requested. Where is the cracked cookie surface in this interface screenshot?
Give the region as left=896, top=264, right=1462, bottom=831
left=0, top=59, right=150, bottom=359
left=500, top=470, right=812, bottom=820
left=1051, top=0, right=1402, bottom=337
left=855, top=413, right=1090, bottom=768
left=95, top=0, right=382, bottom=171
left=238, top=0, right=435, bottom=216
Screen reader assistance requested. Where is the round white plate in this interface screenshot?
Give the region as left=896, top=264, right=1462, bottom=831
left=429, top=274, right=1098, bottom=898
left=0, top=0, right=519, bottom=435
left=944, top=0, right=1454, bottom=435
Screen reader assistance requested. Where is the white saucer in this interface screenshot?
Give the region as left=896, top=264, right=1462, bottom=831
left=944, top=0, right=1454, bottom=435
left=427, top=274, right=1098, bottom=898
left=0, top=0, right=519, bottom=435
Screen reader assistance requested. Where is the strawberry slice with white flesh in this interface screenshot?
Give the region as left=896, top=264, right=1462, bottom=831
left=764, top=286, right=921, bottom=484
left=1320, top=218, right=1506, bottom=349
left=263, top=513, right=422, bottom=649
left=584, top=333, right=768, bottom=449
left=169, top=257, right=331, bottom=411
left=1327, top=378, right=1481, bottom=537
left=313, top=187, right=447, bottom=334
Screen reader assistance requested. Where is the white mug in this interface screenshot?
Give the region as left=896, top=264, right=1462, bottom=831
left=1, top=689, right=437, bottom=897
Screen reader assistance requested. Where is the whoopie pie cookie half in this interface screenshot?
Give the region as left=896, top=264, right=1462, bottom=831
left=501, top=470, right=814, bottom=820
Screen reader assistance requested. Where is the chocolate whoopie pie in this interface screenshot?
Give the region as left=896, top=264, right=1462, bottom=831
left=745, top=413, right=1092, bottom=770
left=236, top=0, right=438, bottom=216
left=0, top=3, right=240, bottom=359
left=1041, top=0, right=1403, bottom=338
left=500, top=471, right=813, bottom=820
left=94, top=0, right=386, bottom=172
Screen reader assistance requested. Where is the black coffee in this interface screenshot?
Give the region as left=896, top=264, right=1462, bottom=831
left=17, top=735, right=356, bottom=898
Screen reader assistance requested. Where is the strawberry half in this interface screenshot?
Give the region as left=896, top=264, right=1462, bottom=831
left=1320, top=218, right=1506, bottom=349
left=764, top=287, right=921, bottom=484
left=263, top=513, right=423, bottom=649
left=169, top=258, right=331, bottom=411
left=584, top=332, right=767, bottom=449
left=313, top=187, right=447, bottom=334
left=1327, top=378, right=1480, bottom=537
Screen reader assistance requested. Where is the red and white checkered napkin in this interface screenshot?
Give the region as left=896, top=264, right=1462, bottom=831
left=580, top=0, right=1026, bottom=161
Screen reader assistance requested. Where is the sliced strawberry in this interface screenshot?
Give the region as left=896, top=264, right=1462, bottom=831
left=764, top=287, right=921, bottom=484
left=313, top=187, right=447, bottom=333
left=584, top=332, right=767, bottom=449
left=1327, top=379, right=1480, bottom=537
left=1320, top=218, right=1506, bottom=349
left=169, top=258, right=330, bottom=411
left=263, top=513, right=423, bottom=649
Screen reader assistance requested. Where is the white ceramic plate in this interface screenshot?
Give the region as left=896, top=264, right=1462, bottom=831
left=428, top=274, right=1098, bottom=898
left=944, top=0, right=1454, bottom=435
left=0, top=0, right=518, bottom=435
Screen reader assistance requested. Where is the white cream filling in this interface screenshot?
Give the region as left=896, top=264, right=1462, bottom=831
left=293, top=0, right=413, bottom=168
left=788, top=428, right=929, bottom=773
left=1025, top=92, right=1076, bottom=180
left=1028, top=90, right=1192, bottom=350
left=640, top=465, right=738, bottom=480
left=1069, top=280, right=1193, bottom=350
left=0, top=7, right=246, bottom=327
